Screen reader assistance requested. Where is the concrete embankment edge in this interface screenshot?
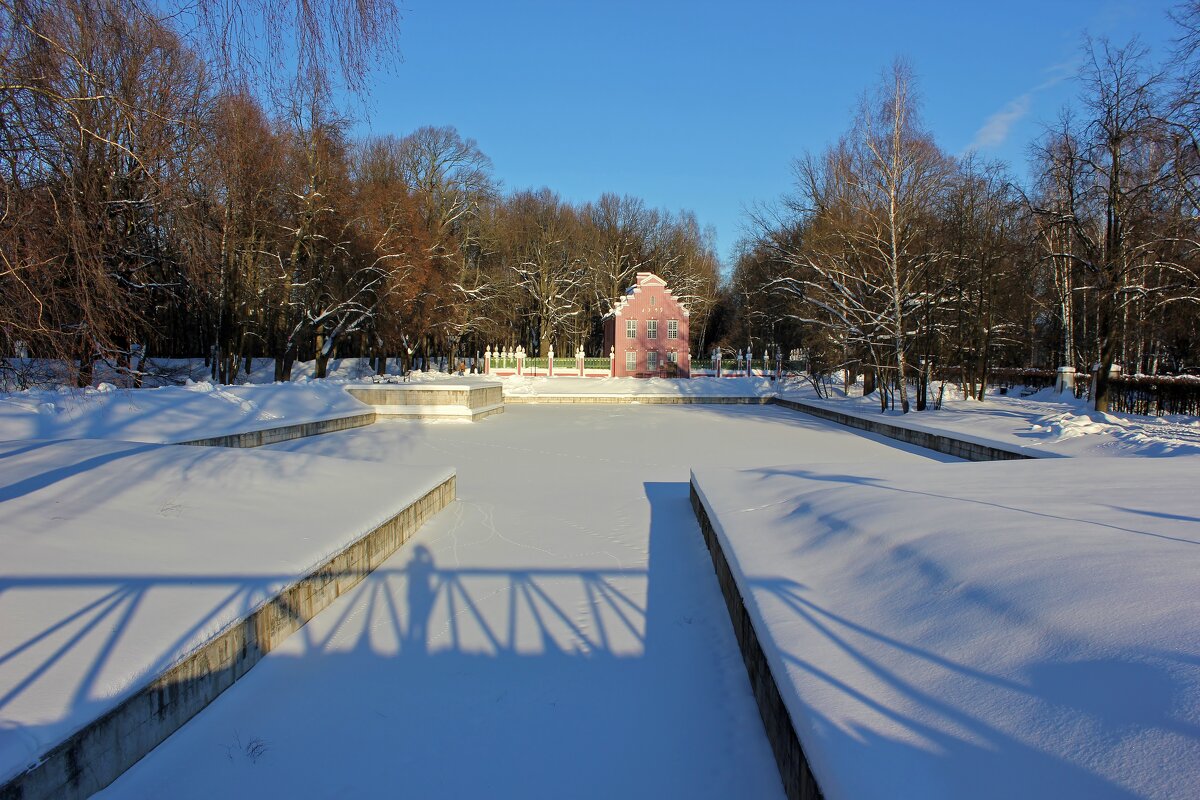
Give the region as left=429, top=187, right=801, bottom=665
left=504, top=395, right=774, bottom=404
left=2, top=473, right=455, bottom=800
left=690, top=480, right=824, bottom=800
left=770, top=398, right=1037, bottom=462
left=173, top=410, right=377, bottom=448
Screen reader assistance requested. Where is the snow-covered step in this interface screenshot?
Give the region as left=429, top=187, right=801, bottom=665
left=0, top=440, right=454, bottom=800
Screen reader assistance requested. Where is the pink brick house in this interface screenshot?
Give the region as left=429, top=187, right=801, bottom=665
left=602, top=272, right=691, bottom=378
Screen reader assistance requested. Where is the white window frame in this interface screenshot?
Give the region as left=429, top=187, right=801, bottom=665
left=626, top=319, right=637, bottom=338
left=646, top=350, right=659, bottom=371
left=668, top=350, right=678, bottom=364
left=646, top=319, right=658, bottom=340
left=625, top=351, right=637, bottom=371
left=667, top=319, right=678, bottom=339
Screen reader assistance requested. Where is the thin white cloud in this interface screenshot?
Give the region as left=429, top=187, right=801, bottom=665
left=1033, top=58, right=1079, bottom=91
left=964, top=58, right=1079, bottom=155
left=966, top=93, right=1032, bottom=152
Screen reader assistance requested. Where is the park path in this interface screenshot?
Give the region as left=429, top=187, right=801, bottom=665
left=101, top=404, right=950, bottom=799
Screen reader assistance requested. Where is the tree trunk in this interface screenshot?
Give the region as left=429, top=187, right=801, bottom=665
left=1093, top=294, right=1119, bottom=412
left=916, top=359, right=927, bottom=411
left=314, top=326, right=329, bottom=379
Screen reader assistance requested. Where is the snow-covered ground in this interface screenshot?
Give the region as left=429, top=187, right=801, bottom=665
left=780, top=380, right=1200, bottom=458
left=98, top=405, right=953, bottom=798
left=4, top=370, right=1195, bottom=796
left=0, top=439, right=452, bottom=785
left=4, top=364, right=1196, bottom=460
left=691, top=457, right=1200, bottom=799
left=0, top=380, right=369, bottom=444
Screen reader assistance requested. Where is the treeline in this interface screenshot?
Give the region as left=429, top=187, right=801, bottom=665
left=725, top=23, right=1200, bottom=412
left=0, top=0, right=719, bottom=386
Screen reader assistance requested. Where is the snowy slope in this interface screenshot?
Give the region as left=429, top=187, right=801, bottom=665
left=692, top=457, right=1200, bottom=799
left=0, top=439, right=452, bottom=785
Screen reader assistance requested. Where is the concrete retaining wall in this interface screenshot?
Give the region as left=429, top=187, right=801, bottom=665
left=771, top=398, right=1036, bottom=462
left=355, top=403, right=504, bottom=421
left=174, top=411, right=377, bottom=448
left=346, top=384, right=504, bottom=420
left=2, top=475, right=455, bottom=800
left=690, top=482, right=824, bottom=800
left=504, top=395, right=774, bottom=405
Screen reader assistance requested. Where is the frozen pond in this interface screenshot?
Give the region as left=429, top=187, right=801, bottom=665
left=101, top=404, right=952, bottom=798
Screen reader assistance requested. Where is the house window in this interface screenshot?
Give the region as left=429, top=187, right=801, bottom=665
left=626, top=319, right=637, bottom=338
left=647, top=350, right=659, bottom=371
left=667, top=319, right=678, bottom=339
left=646, top=320, right=658, bottom=340
left=649, top=295, right=656, bottom=306
left=668, top=350, right=678, bottom=364
left=625, top=351, right=637, bottom=371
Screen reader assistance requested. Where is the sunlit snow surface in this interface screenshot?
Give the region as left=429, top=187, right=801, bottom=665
left=694, top=457, right=1200, bottom=799
left=98, top=405, right=951, bottom=799
left=0, top=440, right=451, bottom=786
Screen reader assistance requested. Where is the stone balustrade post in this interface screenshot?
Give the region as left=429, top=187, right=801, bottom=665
left=1056, top=366, right=1076, bottom=394
left=516, top=346, right=525, bottom=376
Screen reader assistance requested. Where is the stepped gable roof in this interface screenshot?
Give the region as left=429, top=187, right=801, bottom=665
left=605, top=272, right=690, bottom=318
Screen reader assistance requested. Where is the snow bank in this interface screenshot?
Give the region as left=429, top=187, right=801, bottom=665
left=0, top=381, right=370, bottom=444
left=692, top=457, right=1200, bottom=799
left=0, top=438, right=453, bottom=784
left=779, top=380, right=1200, bottom=458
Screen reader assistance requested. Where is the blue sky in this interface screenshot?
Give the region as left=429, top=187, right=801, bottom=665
left=352, top=0, right=1179, bottom=266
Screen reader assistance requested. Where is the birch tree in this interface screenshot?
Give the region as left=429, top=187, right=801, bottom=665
left=850, top=59, right=951, bottom=411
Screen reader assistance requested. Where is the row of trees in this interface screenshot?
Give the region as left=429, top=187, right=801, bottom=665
left=0, top=0, right=719, bottom=386
left=727, top=22, right=1200, bottom=411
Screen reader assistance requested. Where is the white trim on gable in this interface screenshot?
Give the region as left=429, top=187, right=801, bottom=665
left=607, top=272, right=690, bottom=319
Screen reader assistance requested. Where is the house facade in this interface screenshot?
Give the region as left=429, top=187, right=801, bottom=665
left=602, top=272, right=691, bottom=378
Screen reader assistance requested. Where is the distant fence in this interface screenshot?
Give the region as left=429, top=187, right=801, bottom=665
left=800, top=362, right=1200, bottom=417
left=924, top=367, right=1058, bottom=392
left=1104, top=375, right=1200, bottom=416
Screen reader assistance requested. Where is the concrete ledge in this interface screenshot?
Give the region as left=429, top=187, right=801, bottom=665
left=347, top=383, right=503, bottom=421
left=771, top=398, right=1036, bottom=462
left=373, top=403, right=503, bottom=421
left=174, top=411, right=377, bottom=448
left=2, top=474, right=455, bottom=800
left=365, top=402, right=504, bottom=420
left=504, top=395, right=774, bottom=405
left=690, top=481, right=823, bottom=800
